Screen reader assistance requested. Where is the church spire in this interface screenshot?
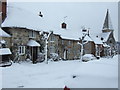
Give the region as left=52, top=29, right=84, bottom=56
left=102, top=9, right=113, bottom=32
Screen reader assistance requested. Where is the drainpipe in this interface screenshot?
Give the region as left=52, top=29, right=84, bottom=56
left=45, top=38, right=48, bottom=64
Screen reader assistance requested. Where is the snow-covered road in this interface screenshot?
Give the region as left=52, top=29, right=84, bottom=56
left=0, top=55, right=118, bottom=88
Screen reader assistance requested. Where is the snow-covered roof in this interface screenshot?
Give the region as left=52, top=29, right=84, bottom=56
left=97, top=32, right=111, bottom=42
left=92, top=37, right=103, bottom=45
left=84, top=35, right=93, bottom=42
left=0, top=48, right=12, bottom=55
left=1, top=5, right=45, bottom=31
left=27, top=40, right=40, bottom=47
left=0, top=28, right=11, bottom=37
left=103, top=43, right=110, bottom=47
left=52, top=28, right=82, bottom=40
left=1, top=2, right=83, bottom=40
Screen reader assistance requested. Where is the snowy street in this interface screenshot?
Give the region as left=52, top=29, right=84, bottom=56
left=0, top=55, right=118, bottom=88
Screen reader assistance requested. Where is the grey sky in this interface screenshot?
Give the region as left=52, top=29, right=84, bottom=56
left=9, top=2, right=118, bottom=40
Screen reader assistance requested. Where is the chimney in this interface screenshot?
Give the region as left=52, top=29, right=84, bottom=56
left=2, top=0, right=7, bottom=22
left=61, top=22, right=67, bottom=29
left=39, top=11, right=43, bottom=17
left=88, top=30, right=89, bottom=36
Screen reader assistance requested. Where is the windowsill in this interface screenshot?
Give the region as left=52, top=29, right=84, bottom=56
left=29, top=37, right=36, bottom=39
left=19, top=53, right=25, bottom=56
left=49, top=41, right=55, bottom=43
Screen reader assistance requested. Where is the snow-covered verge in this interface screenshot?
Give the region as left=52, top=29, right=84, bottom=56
left=65, top=55, right=118, bottom=88
left=0, top=55, right=118, bottom=88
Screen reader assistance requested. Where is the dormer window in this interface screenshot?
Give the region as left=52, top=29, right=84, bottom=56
left=29, top=30, right=36, bottom=38
left=61, top=22, right=67, bottom=29
left=39, top=12, right=43, bottom=17
left=82, top=29, right=87, bottom=32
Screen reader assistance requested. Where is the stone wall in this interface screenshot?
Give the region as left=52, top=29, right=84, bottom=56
left=47, top=34, right=81, bottom=60
left=83, top=41, right=96, bottom=56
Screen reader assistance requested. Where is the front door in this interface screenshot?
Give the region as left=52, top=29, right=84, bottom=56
left=30, top=47, right=38, bottom=64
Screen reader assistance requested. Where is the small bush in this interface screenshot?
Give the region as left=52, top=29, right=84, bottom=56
left=50, top=53, right=59, bottom=61
left=37, top=53, right=45, bottom=62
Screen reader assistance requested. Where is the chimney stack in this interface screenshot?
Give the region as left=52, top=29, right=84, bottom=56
left=1, top=0, right=7, bottom=22
left=39, top=11, right=43, bottom=17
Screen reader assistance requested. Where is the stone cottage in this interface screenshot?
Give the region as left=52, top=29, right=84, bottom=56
left=47, top=23, right=81, bottom=60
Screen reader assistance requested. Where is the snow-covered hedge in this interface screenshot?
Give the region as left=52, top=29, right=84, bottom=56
left=37, top=53, right=45, bottom=62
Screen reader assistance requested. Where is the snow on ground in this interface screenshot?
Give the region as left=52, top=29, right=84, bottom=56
left=0, top=55, right=118, bottom=88
left=65, top=55, right=118, bottom=88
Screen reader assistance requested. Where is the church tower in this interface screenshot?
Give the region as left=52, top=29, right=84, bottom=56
left=102, top=9, right=114, bottom=33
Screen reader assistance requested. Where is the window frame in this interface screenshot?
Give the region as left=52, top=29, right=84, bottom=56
left=49, top=46, right=55, bottom=53
left=29, top=30, right=36, bottom=38
left=18, top=46, right=25, bottom=55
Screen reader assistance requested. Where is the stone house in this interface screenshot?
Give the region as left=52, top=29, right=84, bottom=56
left=59, top=38, right=80, bottom=60
left=2, top=27, right=41, bottom=63
left=47, top=24, right=81, bottom=60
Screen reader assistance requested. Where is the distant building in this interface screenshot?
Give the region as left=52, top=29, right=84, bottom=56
left=96, top=9, right=116, bottom=57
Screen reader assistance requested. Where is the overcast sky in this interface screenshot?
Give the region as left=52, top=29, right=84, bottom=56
left=8, top=2, right=118, bottom=40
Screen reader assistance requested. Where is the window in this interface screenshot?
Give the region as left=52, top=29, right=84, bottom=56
left=29, top=31, right=36, bottom=38
left=68, top=41, right=71, bottom=45
left=50, top=35, right=55, bottom=41
left=18, top=46, right=25, bottom=55
left=68, top=48, right=71, bottom=53
left=62, top=40, right=64, bottom=45
left=49, top=46, right=55, bottom=53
